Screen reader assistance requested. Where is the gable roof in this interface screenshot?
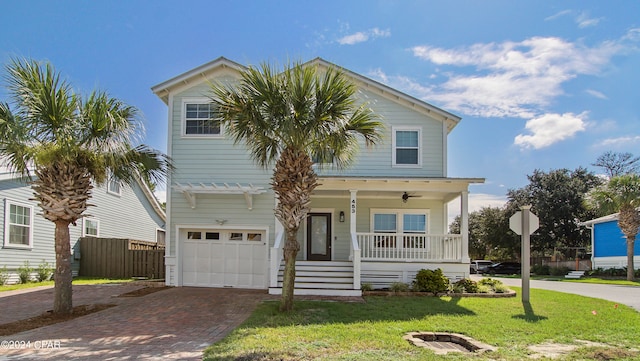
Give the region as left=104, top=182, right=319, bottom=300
left=151, top=57, right=461, bottom=133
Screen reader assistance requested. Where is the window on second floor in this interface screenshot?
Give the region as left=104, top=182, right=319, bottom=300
left=3, top=199, right=33, bottom=248
left=183, top=101, right=221, bottom=136
left=392, top=127, right=421, bottom=167
left=107, top=176, right=121, bottom=196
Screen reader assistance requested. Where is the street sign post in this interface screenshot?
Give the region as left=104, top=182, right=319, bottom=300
left=509, top=206, right=539, bottom=302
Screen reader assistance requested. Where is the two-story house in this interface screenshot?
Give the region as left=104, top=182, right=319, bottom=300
left=152, top=57, right=483, bottom=296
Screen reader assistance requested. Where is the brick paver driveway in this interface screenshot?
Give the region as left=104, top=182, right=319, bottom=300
left=0, top=284, right=268, bottom=360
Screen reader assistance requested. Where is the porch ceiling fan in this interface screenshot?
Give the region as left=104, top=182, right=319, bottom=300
left=402, top=192, right=422, bottom=203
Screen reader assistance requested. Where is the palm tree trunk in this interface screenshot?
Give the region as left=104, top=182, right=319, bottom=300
left=53, top=220, right=73, bottom=314
left=627, top=239, right=635, bottom=281
left=280, top=230, right=300, bottom=312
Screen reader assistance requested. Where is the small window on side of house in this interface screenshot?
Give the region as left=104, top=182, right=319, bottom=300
left=107, top=176, right=122, bottom=196
left=392, top=127, right=421, bottom=167
left=183, top=101, right=221, bottom=136
left=83, top=218, right=100, bottom=237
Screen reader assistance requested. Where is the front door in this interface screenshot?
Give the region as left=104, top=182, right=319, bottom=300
left=307, top=213, right=331, bottom=261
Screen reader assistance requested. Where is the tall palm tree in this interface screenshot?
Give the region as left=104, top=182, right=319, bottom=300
left=588, top=174, right=640, bottom=281
left=208, top=61, right=383, bottom=311
left=0, top=58, right=171, bottom=314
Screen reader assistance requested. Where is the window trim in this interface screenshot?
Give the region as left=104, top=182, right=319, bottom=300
left=392, top=126, right=422, bottom=168
left=370, top=208, right=430, bottom=234
left=181, top=98, right=223, bottom=138
left=3, top=199, right=34, bottom=249
left=156, top=228, right=166, bottom=245
left=82, top=217, right=100, bottom=237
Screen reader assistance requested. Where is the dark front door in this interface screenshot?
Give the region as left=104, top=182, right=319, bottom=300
left=307, top=213, right=331, bottom=261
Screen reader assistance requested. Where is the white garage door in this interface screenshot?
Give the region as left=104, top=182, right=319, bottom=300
left=181, top=229, right=267, bottom=289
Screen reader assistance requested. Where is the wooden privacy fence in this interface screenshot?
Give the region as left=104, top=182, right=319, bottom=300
left=79, top=237, right=165, bottom=279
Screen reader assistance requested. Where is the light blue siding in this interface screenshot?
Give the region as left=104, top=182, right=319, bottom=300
left=1, top=178, right=165, bottom=282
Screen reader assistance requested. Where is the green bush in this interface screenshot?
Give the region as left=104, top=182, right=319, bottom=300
left=17, top=261, right=32, bottom=284
left=531, top=264, right=550, bottom=275
left=412, top=268, right=449, bottom=294
left=0, top=265, right=9, bottom=286
left=493, top=284, right=510, bottom=294
left=389, top=282, right=409, bottom=292
left=550, top=266, right=571, bottom=276
left=476, top=284, right=491, bottom=293
left=360, top=283, right=373, bottom=291
left=36, top=260, right=53, bottom=282
left=452, top=278, right=478, bottom=293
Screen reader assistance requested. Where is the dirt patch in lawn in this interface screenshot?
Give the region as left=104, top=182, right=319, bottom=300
left=0, top=303, right=115, bottom=336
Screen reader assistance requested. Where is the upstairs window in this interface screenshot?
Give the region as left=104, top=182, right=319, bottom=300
left=184, top=102, right=220, bottom=136
left=107, top=176, right=121, bottom=196
left=4, top=199, right=33, bottom=248
left=393, top=127, right=421, bottom=167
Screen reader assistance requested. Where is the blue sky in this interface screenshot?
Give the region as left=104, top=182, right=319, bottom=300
left=2, top=1, right=639, bottom=211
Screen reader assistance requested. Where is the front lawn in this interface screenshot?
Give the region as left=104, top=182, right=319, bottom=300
left=204, top=288, right=640, bottom=360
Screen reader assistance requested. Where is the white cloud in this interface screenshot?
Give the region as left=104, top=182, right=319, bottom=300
left=408, top=37, right=621, bottom=118
left=154, top=190, right=166, bottom=203
left=585, top=89, right=607, bottom=99
left=545, top=10, right=572, bottom=21
left=576, top=12, right=601, bottom=28
left=514, top=112, right=587, bottom=149
left=597, top=135, right=640, bottom=147
left=338, top=27, right=390, bottom=45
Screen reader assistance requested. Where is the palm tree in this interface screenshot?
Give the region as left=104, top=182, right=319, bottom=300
left=0, top=58, right=171, bottom=314
left=588, top=174, right=640, bottom=281
left=208, top=61, right=383, bottom=311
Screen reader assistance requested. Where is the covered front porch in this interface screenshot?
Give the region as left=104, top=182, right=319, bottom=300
left=268, top=177, right=483, bottom=296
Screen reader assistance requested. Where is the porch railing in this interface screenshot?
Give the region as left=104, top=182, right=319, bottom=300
left=357, top=233, right=463, bottom=261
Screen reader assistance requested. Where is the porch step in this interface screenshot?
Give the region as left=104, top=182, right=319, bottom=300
left=276, top=260, right=356, bottom=292
left=565, top=271, right=585, bottom=279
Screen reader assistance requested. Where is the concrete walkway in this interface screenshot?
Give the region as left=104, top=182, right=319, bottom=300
left=0, top=284, right=268, bottom=360
left=473, top=276, right=640, bottom=312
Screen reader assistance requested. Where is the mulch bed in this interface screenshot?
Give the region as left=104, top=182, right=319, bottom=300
left=117, top=286, right=171, bottom=297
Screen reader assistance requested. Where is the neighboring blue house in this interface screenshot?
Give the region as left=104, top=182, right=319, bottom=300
left=152, top=57, right=484, bottom=295
left=0, top=164, right=166, bottom=284
left=581, top=213, right=640, bottom=270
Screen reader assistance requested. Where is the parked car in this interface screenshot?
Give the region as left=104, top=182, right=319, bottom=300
left=470, top=260, right=493, bottom=274
left=484, top=262, right=522, bottom=275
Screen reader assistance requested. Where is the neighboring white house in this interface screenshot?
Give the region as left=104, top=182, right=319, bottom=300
left=581, top=213, right=640, bottom=270
left=152, top=57, right=484, bottom=296
left=0, top=165, right=166, bottom=284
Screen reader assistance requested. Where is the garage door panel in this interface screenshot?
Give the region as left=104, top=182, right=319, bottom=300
left=181, top=229, right=267, bottom=288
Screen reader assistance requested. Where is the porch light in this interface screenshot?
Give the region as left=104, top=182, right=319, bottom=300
left=339, top=211, right=345, bottom=222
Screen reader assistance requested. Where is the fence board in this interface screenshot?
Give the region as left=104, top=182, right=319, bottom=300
left=79, top=237, right=165, bottom=279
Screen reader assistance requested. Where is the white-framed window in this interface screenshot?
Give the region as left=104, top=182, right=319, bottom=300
left=82, top=217, right=100, bottom=237
left=371, top=209, right=429, bottom=234
left=3, top=199, right=34, bottom=249
left=392, top=127, right=421, bottom=167
left=182, top=98, right=222, bottom=137
left=107, top=176, right=121, bottom=196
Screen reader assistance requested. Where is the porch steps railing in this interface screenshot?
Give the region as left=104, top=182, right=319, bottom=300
left=268, top=260, right=362, bottom=296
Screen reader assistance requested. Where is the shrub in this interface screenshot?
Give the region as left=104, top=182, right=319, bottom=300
left=36, top=260, right=53, bottom=282
left=0, top=265, right=9, bottom=286
left=531, top=264, right=550, bottom=275
left=389, top=282, right=409, bottom=292
left=493, top=283, right=510, bottom=293
left=17, top=261, right=32, bottom=284
left=412, top=268, right=449, bottom=294
left=452, top=278, right=478, bottom=293
left=476, top=284, right=491, bottom=293
left=550, top=266, right=571, bottom=276
left=360, top=283, right=373, bottom=291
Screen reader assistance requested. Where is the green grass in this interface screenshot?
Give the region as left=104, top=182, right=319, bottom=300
left=499, top=274, right=640, bottom=286
left=0, top=277, right=133, bottom=292
left=204, top=288, right=640, bottom=361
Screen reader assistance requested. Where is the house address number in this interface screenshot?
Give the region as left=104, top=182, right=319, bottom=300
left=351, top=199, right=356, bottom=213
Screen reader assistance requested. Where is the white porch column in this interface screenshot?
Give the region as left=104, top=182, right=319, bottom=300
left=349, top=190, right=361, bottom=290
left=460, top=191, right=470, bottom=263
left=349, top=190, right=357, bottom=235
